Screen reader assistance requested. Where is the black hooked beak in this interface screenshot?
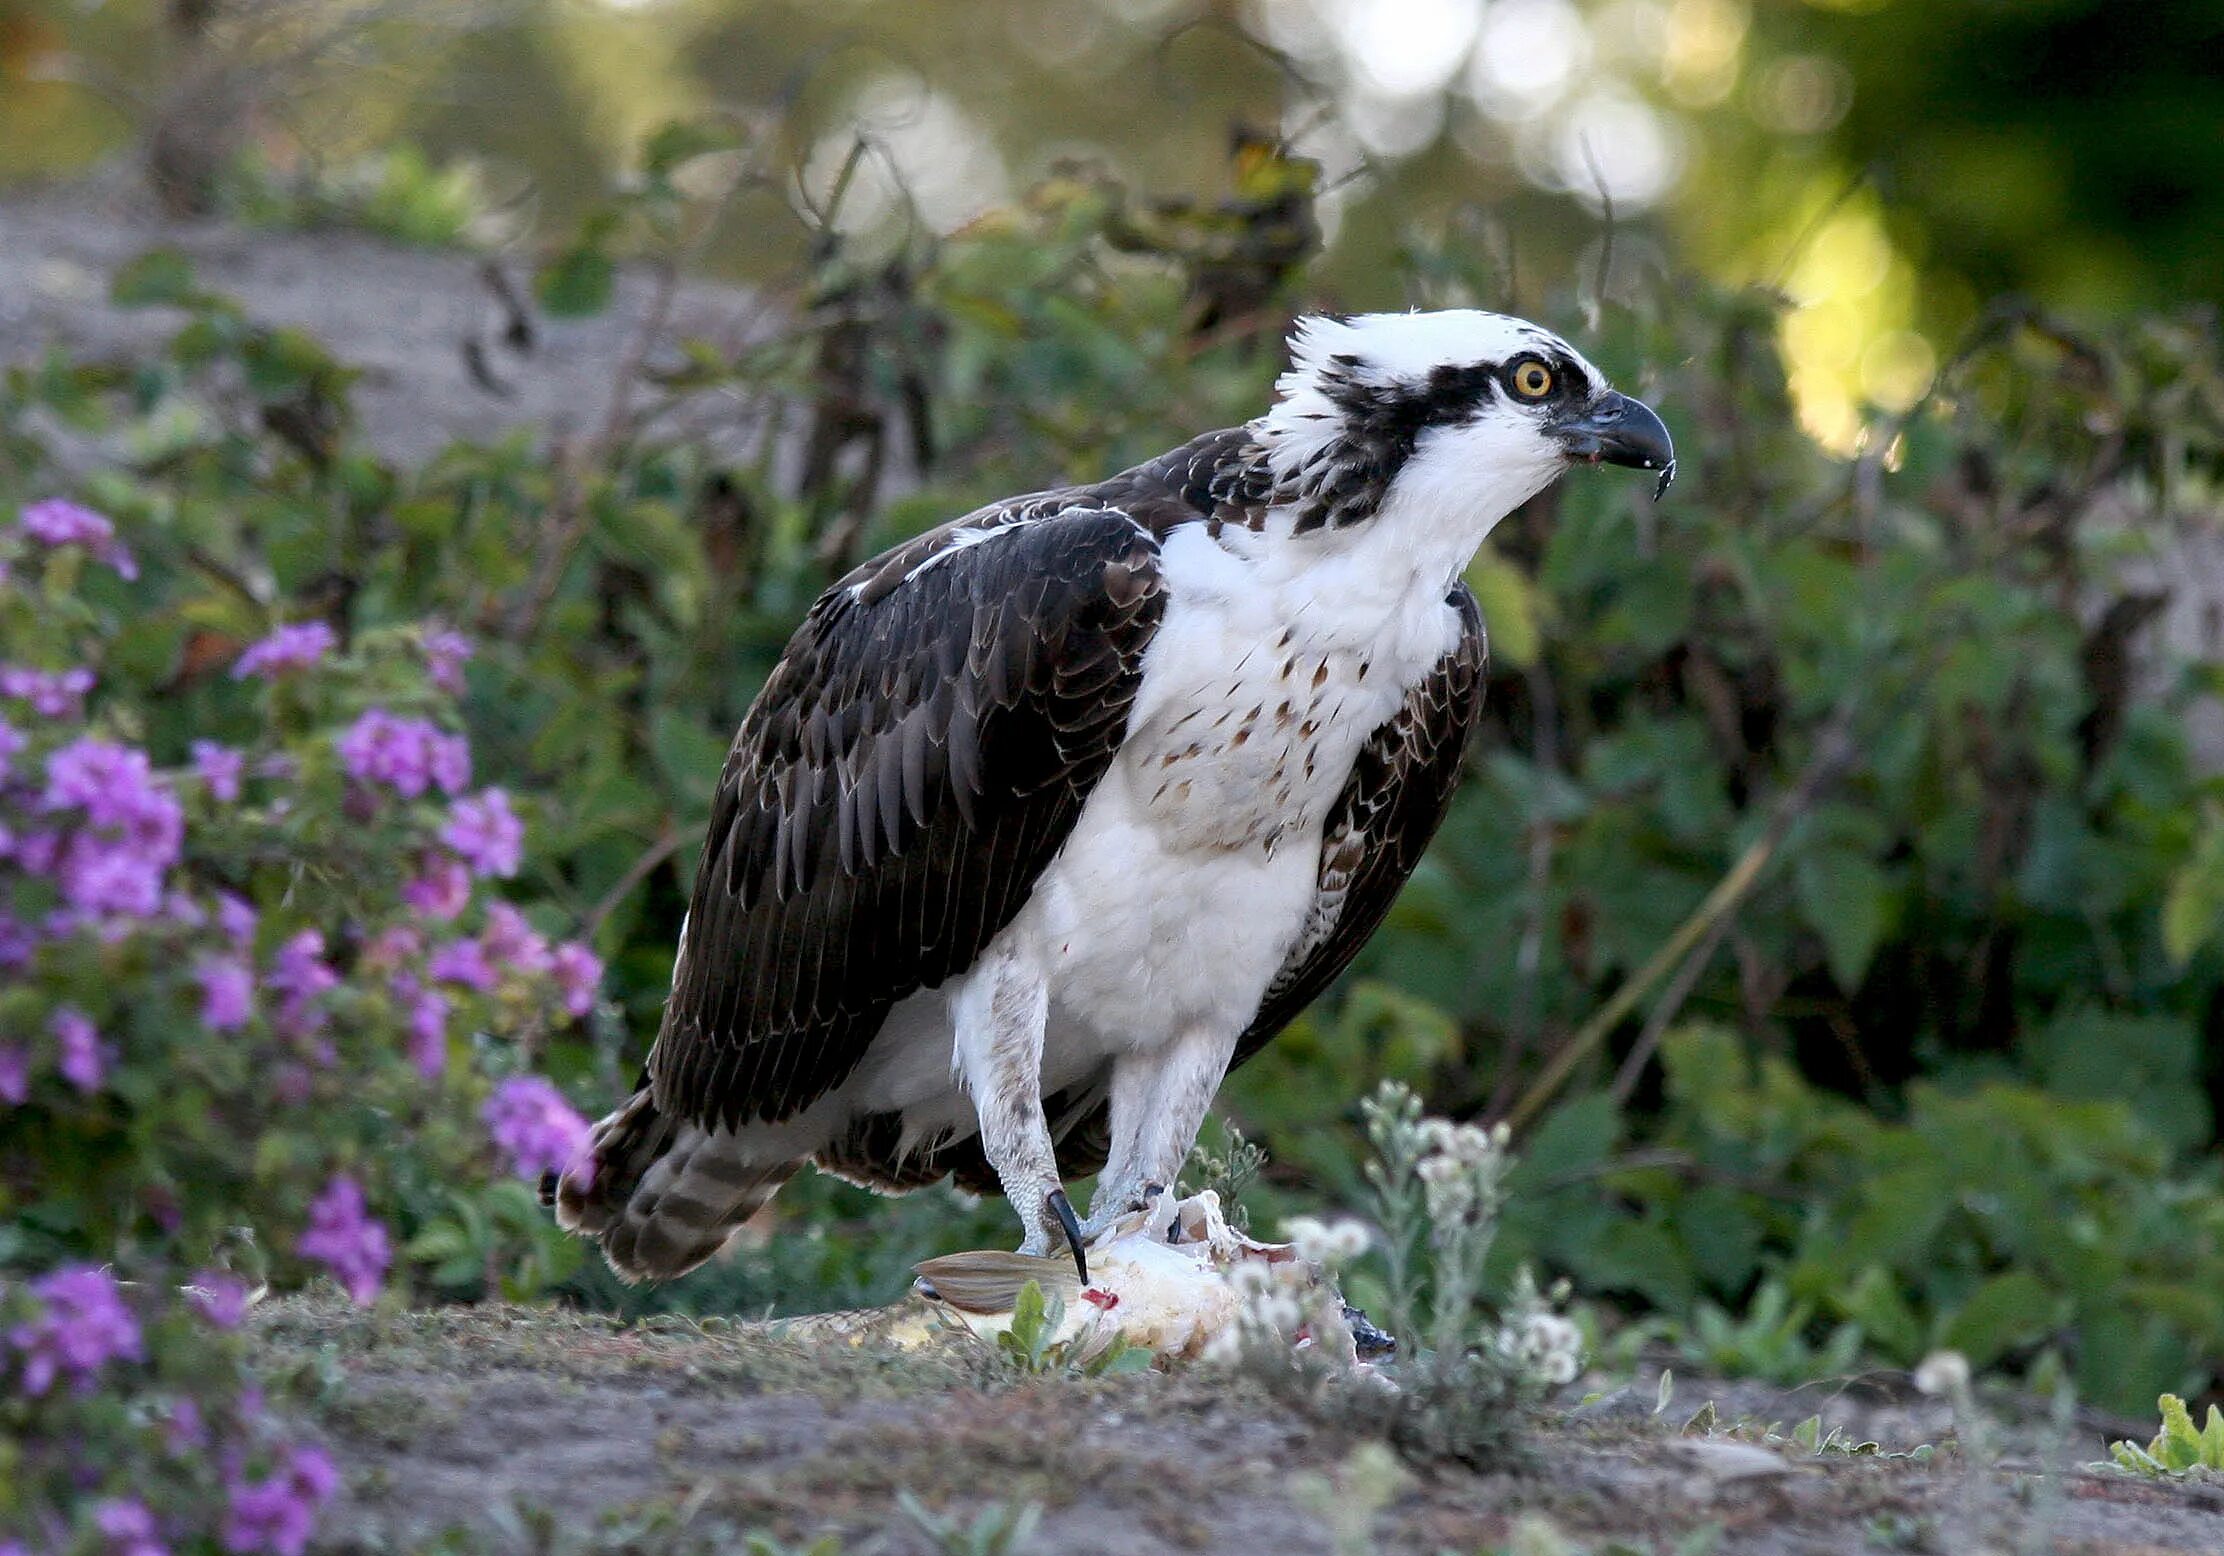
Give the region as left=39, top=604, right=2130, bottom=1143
left=1552, top=390, right=1677, bottom=500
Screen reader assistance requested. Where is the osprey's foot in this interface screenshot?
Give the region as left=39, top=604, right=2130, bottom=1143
left=1074, top=1179, right=1176, bottom=1246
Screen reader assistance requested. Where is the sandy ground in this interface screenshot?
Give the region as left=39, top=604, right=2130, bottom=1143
left=255, top=1294, right=2224, bottom=1556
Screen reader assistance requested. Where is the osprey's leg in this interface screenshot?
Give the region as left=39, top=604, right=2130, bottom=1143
left=1080, top=1024, right=1239, bottom=1241
left=951, top=943, right=1084, bottom=1279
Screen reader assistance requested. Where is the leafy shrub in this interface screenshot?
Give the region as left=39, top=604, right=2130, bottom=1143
left=0, top=493, right=598, bottom=1545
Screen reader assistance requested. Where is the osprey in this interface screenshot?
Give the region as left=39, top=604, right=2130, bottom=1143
left=552, top=309, right=1673, bottom=1283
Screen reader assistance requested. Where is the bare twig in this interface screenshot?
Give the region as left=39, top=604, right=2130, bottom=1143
left=509, top=152, right=756, bottom=640
left=584, top=824, right=687, bottom=938
left=1580, top=135, right=1615, bottom=330
left=1609, top=908, right=1733, bottom=1107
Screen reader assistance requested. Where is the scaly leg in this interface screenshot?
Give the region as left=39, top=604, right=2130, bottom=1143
left=951, top=943, right=1087, bottom=1280
left=1080, top=1025, right=1238, bottom=1240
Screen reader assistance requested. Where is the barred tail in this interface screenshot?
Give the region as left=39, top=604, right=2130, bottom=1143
left=547, top=1086, right=799, bottom=1283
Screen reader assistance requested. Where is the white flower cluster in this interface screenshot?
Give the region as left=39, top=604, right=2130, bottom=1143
left=1414, top=1117, right=1512, bottom=1228
left=1499, top=1310, right=1583, bottom=1387
left=1209, top=1253, right=1307, bottom=1351
left=1281, top=1215, right=1372, bottom=1268
left=1913, top=1349, right=1971, bottom=1397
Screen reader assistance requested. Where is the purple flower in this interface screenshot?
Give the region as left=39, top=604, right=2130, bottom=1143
left=188, top=1271, right=252, bottom=1330
left=480, top=902, right=552, bottom=975
left=440, top=788, right=523, bottom=879
left=400, top=854, right=471, bottom=921
left=222, top=1444, right=338, bottom=1556
left=0, top=717, right=22, bottom=779
left=296, top=1176, right=389, bottom=1305
left=216, top=893, right=259, bottom=946
left=167, top=1395, right=209, bottom=1454
left=42, top=739, right=174, bottom=833
left=197, top=955, right=255, bottom=1031
left=192, top=740, right=245, bottom=802
left=93, top=1497, right=165, bottom=1556
left=37, top=738, right=186, bottom=922
left=483, top=1075, right=592, bottom=1184
left=230, top=622, right=336, bottom=682
left=422, top=626, right=473, bottom=695
left=0, top=664, right=95, bottom=719
left=392, top=975, right=449, bottom=1079
left=428, top=732, right=470, bottom=796
left=18, top=499, right=137, bottom=580
left=266, top=931, right=337, bottom=1035
left=359, top=924, right=421, bottom=971
left=334, top=710, right=470, bottom=799
left=551, top=941, right=603, bottom=1018
left=0, top=1045, right=26, bottom=1105
left=7, top=1264, right=142, bottom=1395
left=53, top=837, right=170, bottom=920
left=53, top=1007, right=105, bottom=1093
left=425, top=936, right=496, bottom=992
left=0, top=913, right=33, bottom=972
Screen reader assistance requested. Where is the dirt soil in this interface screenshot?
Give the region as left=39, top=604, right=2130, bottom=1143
left=254, top=1294, right=2224, bottom=1556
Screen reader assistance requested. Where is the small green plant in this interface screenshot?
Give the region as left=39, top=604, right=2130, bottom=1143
left=2107, top=1394, right=2224, bottom=1477
left=895, top=1491, right=1041, bottom=1556
left=1232, top=1082, right=1582, bottom=1465
left=994, top=1279, right=1153, bottom=1379
left=1182, top=1116, right=1270, bottom=1232
left=1670, top=1278, right=1864, bottom=1386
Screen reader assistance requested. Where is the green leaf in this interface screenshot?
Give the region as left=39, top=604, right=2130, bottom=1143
left=1939, top=1270, right=2055, bottom=1368
left=535, top=246, right=616, bottom=318
left=643, top=117, right=748, bottom=179
left=1793, top=846, right=1891, bottom=992
left=1465, top=550, right=1544, bottom=669
left=111, top=248, right=198, bottom=308
left=2161, top=814, right=2224, bottom=965
left=648, top=709, right=729, bottom=813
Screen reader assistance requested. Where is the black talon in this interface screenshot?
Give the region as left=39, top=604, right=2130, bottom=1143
left=1046, top=1188, right=1088, bottom=1286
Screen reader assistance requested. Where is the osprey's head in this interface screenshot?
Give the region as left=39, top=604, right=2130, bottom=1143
left=1257, top=309, right=1675, bottom=534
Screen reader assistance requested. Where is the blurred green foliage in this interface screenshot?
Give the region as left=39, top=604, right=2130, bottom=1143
left=8, top=116, right=2224, bottom=1418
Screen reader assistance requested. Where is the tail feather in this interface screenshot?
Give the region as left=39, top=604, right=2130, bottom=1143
left=550, top=1087, right=799, bottom=1282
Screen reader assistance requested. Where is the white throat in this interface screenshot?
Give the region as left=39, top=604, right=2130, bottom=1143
left=1232, top=413, right=1566, bottom=634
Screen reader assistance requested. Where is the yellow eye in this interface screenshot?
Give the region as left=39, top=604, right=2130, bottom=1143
left=1511, top=359, right=1555, bottom=400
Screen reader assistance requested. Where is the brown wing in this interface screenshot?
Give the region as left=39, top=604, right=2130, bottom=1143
left=649, top=501, right=1168, bottom=1133
left=1229, top=582, right=1488, bottom=1071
